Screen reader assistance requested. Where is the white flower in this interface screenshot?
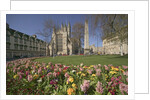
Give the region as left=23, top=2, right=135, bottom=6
left=37, top=78, right=42, bottom=83
left=80, top=63, right=84, bottom=67
left=72, top=70, right=76, bottom=73
left=31, top=70, right=34, bottom=74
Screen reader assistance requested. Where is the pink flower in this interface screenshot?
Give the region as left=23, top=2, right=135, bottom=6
left=17, top=67, right=20, bottom=71
left=64, top=73, right=70, bottom=78
left=112, top=82, right=118, bottom=87
left=87, top=69, right=93, bottom=75
left=13, top=67, right=16, bottom=73
left=7, top=69, right=9, bottom=73
left=27, top=75, right=33, bottom=82
left=108, top=64, right=113, bottom=67
left=53, top=72, right=57, bottom=77
left=118, top=81, right=122, bottom=84
left=80, top=80, right=90, bottom=93
left=47, top=72, right=52, bottom=77
left=44, top=67, right=47, bottom=70
left=80, top=68, right=84, bottom=71
left=108, top=81, right=112, bottom=86
left=59, top=68, right=62, bottom=72
left=123, top=65, right=128, bottom=69
left=96, top=69, right=101, bottom=76
left=94, top=65, right=97, bottom=69
left=123, top=71, right=128, bottom=76
left=126, top=78, right=128, bottom=82
left=26, top=71, right=29, bottom=76
left=111, top=77, right=115, bottom=81
left=104, top=65, right=109, bottom=70
left=54, top=68, right=58, bottom=72
left=118, top=76, right=122, bottom=80
left=96, top=81, right=104, bottom=94
left=38, top=67, right=42, bottom=74
left=119, top=83, right=128, bottom=95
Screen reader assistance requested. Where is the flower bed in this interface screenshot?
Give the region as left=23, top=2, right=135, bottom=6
left=6, top=58, right=128, bottom=95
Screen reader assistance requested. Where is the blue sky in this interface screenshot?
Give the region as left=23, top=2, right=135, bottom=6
left=6, top=14, right=103, bottom=47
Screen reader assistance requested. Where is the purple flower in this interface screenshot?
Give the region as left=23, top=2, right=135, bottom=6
left=47, top=69, right=50, bottom=74
left=50, top=80, right=57, bottom=85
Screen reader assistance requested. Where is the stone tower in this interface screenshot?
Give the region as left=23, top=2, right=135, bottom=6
left=84, top=20, right=90, bottom=55
left=67, top=22, right=71, bottom=37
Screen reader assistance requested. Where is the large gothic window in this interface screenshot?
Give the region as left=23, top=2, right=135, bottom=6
left=57, top=34, right=63, bottom=51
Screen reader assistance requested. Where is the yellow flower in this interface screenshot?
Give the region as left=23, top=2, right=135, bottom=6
left=111, top=66, right=115, bottom=69
left=63, top=70, right=66, bottom=73
left=46, top=65, right=49, bottom=68
left=69, top=77, right=74, bottom=83
left=90, top=65, right=94, bottom=68
left=92, top=74, right=96, bottom=77
left=111, top=66, right=119, bottom=71
left=105, top=74, right=108, bottom=79
left=36, top=66, right=38, bottom=68
left=110, top=71, right=117, bottom=74
left=121, top=69, right=124, bottom=72
left=72, top=83, right=76, bottom=88
left=33, top=74, right=39, bottom=79
left=90, top=77, right=94, bottom=80
left=13, top=74, right=18, bottom=79
left=114, top=68, right=119, bottom=71
left=81, top=73, right=86, bottom=77
left=66, top=81, right=69, bottom=84
left=67, top=88, right=75, bottom=95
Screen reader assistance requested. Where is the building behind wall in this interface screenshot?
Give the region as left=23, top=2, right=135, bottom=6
left=6, top=23, right=47, bottom=60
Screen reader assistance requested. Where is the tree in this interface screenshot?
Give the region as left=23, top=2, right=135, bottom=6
left=91, top=14, right=128, bottom=56
left=36, top=19, right=59, bottom=56
left=71, top=22, right=84, bottom=54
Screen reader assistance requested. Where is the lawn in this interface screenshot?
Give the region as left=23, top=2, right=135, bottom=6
left=34, top=55, right=128, bottom=66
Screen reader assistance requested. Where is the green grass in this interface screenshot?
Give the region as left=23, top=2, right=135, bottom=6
left=34, top=55, right=128, bottom=66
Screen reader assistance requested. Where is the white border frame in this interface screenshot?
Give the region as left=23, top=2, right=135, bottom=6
left=0, top=10, right=135, bottom=100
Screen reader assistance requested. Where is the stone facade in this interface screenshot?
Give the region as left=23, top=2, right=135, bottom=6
left=6, top=23, right=47, bottom=59
left=102, top=36, right=128, bottom=55
left=84, top=20, right=90, bottom=55
left=49, top=22, right=72, bottom=56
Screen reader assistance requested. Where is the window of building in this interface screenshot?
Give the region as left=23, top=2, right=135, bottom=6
left=14, top=37, right=18, bottom=43
left=24, top=40, right=26, bottom=44
left=20, top=45, right=23, bottom=50
left=57, top=34, right=63, bottom=51
left=6, top=35, right=10, bottom=42
left=6, top=44, right=10, bottom=49
left=20, top=39, right=23, bottom=44
left=14, top=44, right=18, bottom=50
